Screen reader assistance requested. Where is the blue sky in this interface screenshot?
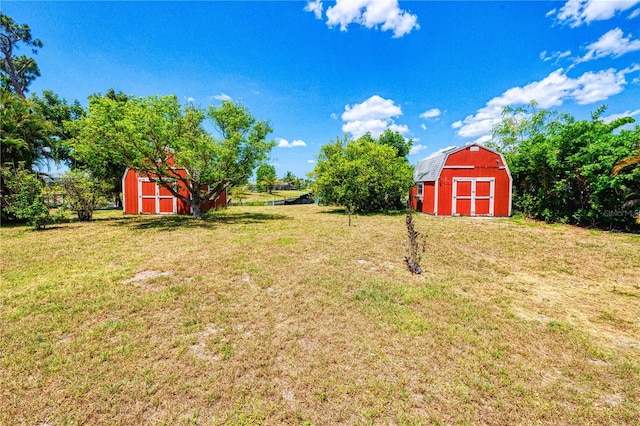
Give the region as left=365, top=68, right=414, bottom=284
left=5, top=0, right=640, bottom=179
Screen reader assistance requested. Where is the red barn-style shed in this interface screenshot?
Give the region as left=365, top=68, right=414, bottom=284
left=409, top=144, right=512, bottom=217
left=122, top=167, right=226, bottom=215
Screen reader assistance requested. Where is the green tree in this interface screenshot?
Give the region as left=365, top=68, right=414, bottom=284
left=0, top=91, right=54, bottom=169
left=255, top=163, right=276, bottom=193
left=491, top=104, right=640, bottom=230
left=260, top=174, right=278, bottom=195
left=68, top=95, right=274, bottom=219
left=1, top=15, right=81, bottom=171
left=0, top=13, right=42, bottom=98
left=1, top=164, right=62, bottom=229
left=30, top=90, right=85, bottom=164
left=229, top=185, right=250, bottom=205
left=310, top=133, right=414, bottom=224
left=281, top=171, right=301, bottom=188
left=378, top=129, right=412, bottom=158
left=64, top=90, right=128, bottom=207
left=60, top=170, right=110, bottom=221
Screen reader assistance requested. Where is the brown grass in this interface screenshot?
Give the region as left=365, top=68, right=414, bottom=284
left=1, top=206, right=639, bottom=425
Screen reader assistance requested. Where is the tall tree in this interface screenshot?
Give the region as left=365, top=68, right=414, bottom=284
left=68, top=95, right=274, bottom=218
left=64, top=90, right=127, bottom=207
left=255, top=163, right=276, bottom=193
left=0, top=13, right=42, bottom=98
left=0, top=91, right=53, bottom=169
left=378, top=129, right=413, bottom=158
left=310, top=133, right=414, bottom=223
left=30, top=90, right=85, bottom=164
left=491, top=104, right=640, bottom=231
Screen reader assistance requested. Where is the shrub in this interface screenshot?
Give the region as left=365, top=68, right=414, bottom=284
left=1, top=165, right=63, bottom=229
left=60, top=170, right=110, bottom=221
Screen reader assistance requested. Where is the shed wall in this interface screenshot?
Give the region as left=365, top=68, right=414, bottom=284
left=436, top=147, right=511, bottom=216
left=122, top=169, right=227, bottom=215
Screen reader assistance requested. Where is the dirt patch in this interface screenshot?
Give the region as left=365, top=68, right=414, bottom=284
left=121, top=270, right=172, bottom=290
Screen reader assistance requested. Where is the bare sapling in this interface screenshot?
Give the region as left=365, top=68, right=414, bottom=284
left=404, top=211, right=426, bottom=274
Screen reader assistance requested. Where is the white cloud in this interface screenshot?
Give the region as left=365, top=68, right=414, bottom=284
left=630, top=8, right=640, bottom=19
left=419, top=108, right=441, bottom=119
left=454, top=66, right=640, bottom=138
left=186, top=97, right=195, bottom=103
left=473, top=135, right=493, bottom=145
left=409, top=144, right=428, bottom=155
left=213, top=93, right=232, bottom=102
left=307, top=159, right=316, bottom=164
left=277, top=138, right=307, bottom=148
left=553, top=0, right=640, bottom=27
left=307, top=0, right=419, bottom=38
left=420, top=123, right=427, bottom=131
left=540, top=50, right=572, bottom=62
left=304, top=0, right=323, bottom=20
left=330, top=112, right=338, bottom=120
left=602, top=109, right=640, bottom=123
left=577, top=28, right=640, bottom=63
left=341, top=95, right=409, bottom=138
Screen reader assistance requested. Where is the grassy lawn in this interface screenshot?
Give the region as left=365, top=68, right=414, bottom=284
left=231, top=190, right=309, bottom=204
left=1, top=205, right=639, bottom=425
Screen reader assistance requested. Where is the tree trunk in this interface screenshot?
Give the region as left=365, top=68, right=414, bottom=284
left=191, top=202, right=203, bottom=219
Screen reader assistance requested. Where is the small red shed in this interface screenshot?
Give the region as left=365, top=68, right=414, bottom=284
left=409, top=143, right=512, bottom=217
left=122, top=167, right=226, bottom=215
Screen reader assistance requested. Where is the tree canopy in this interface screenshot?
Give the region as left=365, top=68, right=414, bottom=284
left=256, top=163, right=277, bottom=193
left=310, top=132, right=414, bottom=219
left=490, top=104, right=640, bottom=231
left=68, top=94, right=275, bottom=218
left=0, top=12, right=42, bottom=98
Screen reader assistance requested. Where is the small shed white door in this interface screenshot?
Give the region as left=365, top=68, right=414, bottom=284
left=452, top=178, right=494, bottom=216
left=138, top=179, right=177, bottom=214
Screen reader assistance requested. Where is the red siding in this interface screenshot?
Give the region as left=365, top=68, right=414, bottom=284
left=122, top=168, right=227, bottom=215
left=413, top=145, right=512, bottom=217
left=409, top=182, right=436, bottom=214
left=123, top=169, right=139, bottom=215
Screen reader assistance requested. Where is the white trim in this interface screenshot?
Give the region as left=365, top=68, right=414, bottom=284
left=434, top=179, right=439, bottom=216
left=416, top=182, right=424, bottom=198
left=443, top=165, right=474, bottom=169
left=452, top=177, right=495, bottom=216
left=122, top=168, right=130, bottom=213
left=137, top=178, right=177, bottom=215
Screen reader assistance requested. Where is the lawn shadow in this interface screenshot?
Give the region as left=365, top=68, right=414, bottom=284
left=108, top=211, right=292, bottom=231
left=319, top=207, right=410, bottom=217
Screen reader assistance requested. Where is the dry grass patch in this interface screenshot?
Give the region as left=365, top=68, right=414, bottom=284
left=1, top=206, right=639, bottom=425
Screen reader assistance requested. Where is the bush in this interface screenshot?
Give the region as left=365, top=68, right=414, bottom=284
left=1, top=165, right=63, bottom=229
left=60, top=170, right=110, bottom=221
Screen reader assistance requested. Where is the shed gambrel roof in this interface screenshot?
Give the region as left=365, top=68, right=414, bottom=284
left=413, top=143, right=510, bottom=182
left=413, top=145, right=458, bottom=182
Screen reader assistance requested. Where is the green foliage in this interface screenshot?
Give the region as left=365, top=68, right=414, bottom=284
left=1, top=14, right=82, bottom=173
left=0, top=12, right=43, bottom=98
left=228, top=185, right=251, bottom=204
left=29, top=90, right=85, bottom=164
left=68, top=95, right=274, bottom=218
left=378, top=129, right=413, bottom=158
left=281, top=171, right=303, bottom=188
left=60, top=170, right=110, bottom=221
left=1, top=165, right=62, bottom=229
left=491, top=104, right=640, bottom=231
left=0, top=92, right=55, bottom=169
left=359, top=129, right=413, bottom=158
left=310, top=132, right=414, bottom=216
left=255, top=163, right=276, bottom=193
left=63, top=90, right=128, bottom=205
